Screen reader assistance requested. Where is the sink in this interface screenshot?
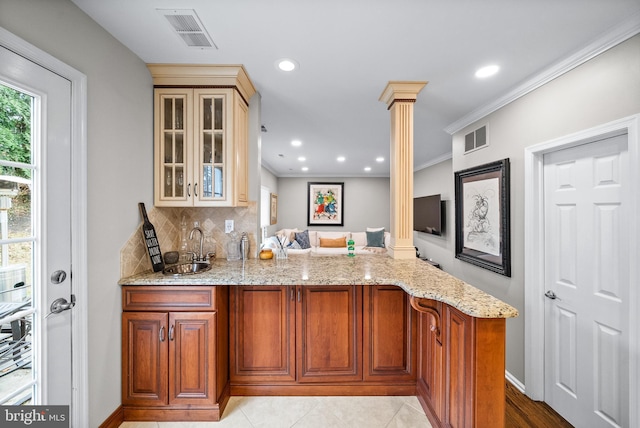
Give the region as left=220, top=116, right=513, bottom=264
left=162, top=261, right=212, bottom=276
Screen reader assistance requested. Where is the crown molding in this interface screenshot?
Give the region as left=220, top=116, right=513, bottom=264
left=444, top=12, right=640, bottom=135
left=414, top=152, right=453, bottom=172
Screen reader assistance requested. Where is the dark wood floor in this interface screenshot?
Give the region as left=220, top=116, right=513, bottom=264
left=506, top=381, right=574, bottom=427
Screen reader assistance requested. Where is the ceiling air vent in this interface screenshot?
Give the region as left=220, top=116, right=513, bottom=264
left=158, top=9, right=217, bottom=49
left=464, top=125, right=488, bottom=153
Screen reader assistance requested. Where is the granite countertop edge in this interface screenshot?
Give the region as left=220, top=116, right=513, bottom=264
left=119, top=255, right=519, bottom=319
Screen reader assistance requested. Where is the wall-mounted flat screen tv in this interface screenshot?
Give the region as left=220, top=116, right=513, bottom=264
left=413, top=194, right=444, bottom=236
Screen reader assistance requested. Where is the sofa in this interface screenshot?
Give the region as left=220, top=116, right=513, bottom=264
left=264, top=228, right=390, bottom=255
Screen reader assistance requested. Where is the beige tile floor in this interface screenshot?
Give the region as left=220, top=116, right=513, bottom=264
left=118, top=395, right=432, bottom=428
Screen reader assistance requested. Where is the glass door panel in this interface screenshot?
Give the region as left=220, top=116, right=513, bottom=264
left=214, top=134, right=223, bottom=163
left=0, top=85, right=35, bottom=405
left=214, top=98, right=223, bottom=130
left=214, top=166, right=224, bottom=198
left=160, top=94, right=187, bottom=200
left=198, top=94, right=225, bottom=201
left=202, top=165, right=212, bottom=198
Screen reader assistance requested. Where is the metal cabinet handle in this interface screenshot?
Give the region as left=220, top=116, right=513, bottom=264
left=297, top=288, right=301, bottom=302
left=169, top=325, right=174, bottom=341
left=159, top=326, right=165, bottom=342
left=187, top=183, right=191, bottom=197
left=194, top=183, right=198, bottom=197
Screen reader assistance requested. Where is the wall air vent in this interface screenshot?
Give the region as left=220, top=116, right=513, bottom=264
left=464, top=125, right=488, bottom=153
left=158, top=9, right=217, bottom=49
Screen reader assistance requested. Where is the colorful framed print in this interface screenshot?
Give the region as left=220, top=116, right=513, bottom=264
left=307, top=182, right=344, bottom=226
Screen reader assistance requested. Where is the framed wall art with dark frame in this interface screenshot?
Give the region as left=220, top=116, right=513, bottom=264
left=454, top=159, right=511, bottom=276
left=307, top=182, right=344, bottom=226
left=270, top=193, right=278, bottom=225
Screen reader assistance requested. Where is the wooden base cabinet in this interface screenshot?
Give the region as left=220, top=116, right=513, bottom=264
left=229, top=285, right=296, bottom=383
left=231, top=285, right=416, bottom=395
left=121, top=286, right=229, bottom=422
left=231, top=285, right=362, bottom=387
left=411, top=297, right=506, bottom=428
left=363, top=285, right=417, bottom=382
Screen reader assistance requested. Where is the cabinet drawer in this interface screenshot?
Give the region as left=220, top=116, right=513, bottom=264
left=123, top=286, right=216, bottom=311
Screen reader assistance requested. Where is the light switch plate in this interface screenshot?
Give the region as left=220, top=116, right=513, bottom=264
left=225, top=220, right=234, bottom=233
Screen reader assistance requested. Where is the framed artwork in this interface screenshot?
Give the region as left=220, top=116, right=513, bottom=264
left=454, top=159, right=511, bottom=277
left=307, top=182, right=344, bottom=226
left=270, top=193, right=278, bottom=225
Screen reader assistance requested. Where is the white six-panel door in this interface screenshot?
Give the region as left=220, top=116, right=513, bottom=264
left=543, top=133, right=629, bottom=428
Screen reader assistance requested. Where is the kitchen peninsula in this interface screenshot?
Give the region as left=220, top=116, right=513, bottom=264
left=119, top=254, right=518, bottom=427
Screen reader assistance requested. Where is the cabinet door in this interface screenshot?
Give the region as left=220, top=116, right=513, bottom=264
left=364, top=285, right=416, bottom=382
left=233, top=95, right=249, bottom=205
left=154, top=88, right=192, bottom=206
left=122, top=312, right=168, bottom=407
left=444, top=305, right=473, bottom=428
left=169, top=312, right=216, bottom=406
left=416, top=300, right=444, bottom=423
left=194, top=89, right=233, bottom=206
left=297, top=285, right=362, bottom=383
left=230, top=286, right=296, bottom=382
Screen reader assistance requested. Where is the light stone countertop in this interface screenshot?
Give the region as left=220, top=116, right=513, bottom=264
left=118, top=253, right=519, bottom=319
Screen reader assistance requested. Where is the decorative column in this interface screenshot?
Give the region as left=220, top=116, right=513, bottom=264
left=379, top=81, right=427, bottom=259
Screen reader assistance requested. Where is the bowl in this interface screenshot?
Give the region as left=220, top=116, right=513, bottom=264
left=164, top=251, right=179, bottom=264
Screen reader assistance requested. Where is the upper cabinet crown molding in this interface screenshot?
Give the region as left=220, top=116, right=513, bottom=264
left=147, top=64, right=256, bottom=102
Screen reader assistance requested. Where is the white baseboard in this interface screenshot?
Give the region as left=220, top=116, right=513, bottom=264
left=505, top=371, right=525, bottom=394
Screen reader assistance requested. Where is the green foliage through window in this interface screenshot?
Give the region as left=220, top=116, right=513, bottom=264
left=0, top=84, right=32, bottom=178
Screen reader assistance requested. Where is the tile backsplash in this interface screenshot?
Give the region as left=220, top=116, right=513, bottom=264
left=120, top=202, right=258, bottom=278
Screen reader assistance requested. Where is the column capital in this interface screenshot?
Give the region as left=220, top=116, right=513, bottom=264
left=379, top=81, right=428, bottom=108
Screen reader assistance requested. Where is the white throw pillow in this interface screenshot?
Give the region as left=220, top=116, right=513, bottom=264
left=351, top=232, right=367, bottom=246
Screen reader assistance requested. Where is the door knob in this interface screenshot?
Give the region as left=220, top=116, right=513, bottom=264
left=544, top=290, right=558, bottom=300
left=49, top=294, right=76, bottom=314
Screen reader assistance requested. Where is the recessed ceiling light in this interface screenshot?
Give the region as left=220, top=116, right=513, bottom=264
left=475, top=65, right=500, bottom=78
left=337, top=156, right=346, bottom=162
left=276, top=58, right=298, bottom=72
left=364, top=167, right=372, bottom=172
left=297, top=156, right=306, bottom=161
left=375, top=157, right=384, bottom=162
left=291, top=140, right=302, bottom=147
left=301, top=166, right=308, bottom=172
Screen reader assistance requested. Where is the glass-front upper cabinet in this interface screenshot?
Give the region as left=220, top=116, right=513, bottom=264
left=196, top=92, right=229, bottom=204
left=157, top=90, right=190, bottom=203
left=150, top=64, right=255, bottom=208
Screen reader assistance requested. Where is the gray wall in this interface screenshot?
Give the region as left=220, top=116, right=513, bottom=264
left=276, top=177, right=390, bottom=233
left=260, top=166, right=279, bottom=238
left=1, top=1, right=153, bottom=425
left=413, top=158, right=454, bottom=268
left=413, top=34, right=640, bottom=385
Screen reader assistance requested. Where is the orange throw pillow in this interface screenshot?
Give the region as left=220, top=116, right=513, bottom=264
left=319, top=237, right=346, bottom=248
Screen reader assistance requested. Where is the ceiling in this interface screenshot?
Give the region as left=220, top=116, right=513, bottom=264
left=71, top=0, right=640, bottom=177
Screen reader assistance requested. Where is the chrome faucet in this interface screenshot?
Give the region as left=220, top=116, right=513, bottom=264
left=189, top=227, right=204, bottom=261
